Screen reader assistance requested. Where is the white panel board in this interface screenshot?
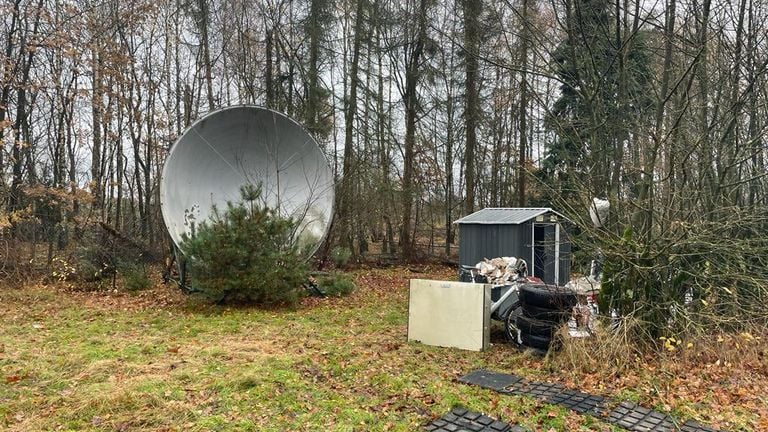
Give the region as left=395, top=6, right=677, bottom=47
left=407, top=279, right=491, bottom=351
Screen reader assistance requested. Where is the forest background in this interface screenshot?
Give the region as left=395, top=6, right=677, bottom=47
left=2, top=0, right=767, bottom=291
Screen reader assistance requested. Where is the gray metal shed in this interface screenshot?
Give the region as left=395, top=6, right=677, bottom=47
left=454, top=208, right=571, bottom=286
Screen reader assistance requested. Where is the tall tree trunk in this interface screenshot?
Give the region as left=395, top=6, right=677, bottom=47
left=376, top=25, right=395, bottom=254
left=338, top=0, right=366, bottom=254
left=91, top=48, right=103, bottom=214
left=265, top=27, right=274, bottom=109
left=610, top=0, right=626, bottom=203
left=462, top=0, right=481, bottom=215
left=0, top=0, right=22, bottom=184
left=517, top=0, right=529, bottom=207
left=9, top=0, right=43, bottom=211
left=696, top=0, right=714, bottom=210
left=746, top=0, right=761, bottom=207
left=717, top=0, right=747, bottom=205
left=306, top=0, right=325, bottom=136
left=145, top=71, right=155, bottom=242
left=198, top=0, right=215, bottom=111
left=636, top=0, right=676, bottom=240
left=400, top=0, right=428, bottom=261
left=116, top=93, right=125, bottom=231
left=445, top=93, right=455, bottom=257
left=66, top=76, right=78, bottom=235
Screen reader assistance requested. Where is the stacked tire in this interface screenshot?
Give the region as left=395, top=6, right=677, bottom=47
left=516, top=283, right=577, bottom=351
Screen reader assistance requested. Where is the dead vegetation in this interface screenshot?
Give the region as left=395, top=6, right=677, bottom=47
left=547, top=316, right=768, bottom=429
left=1, top=266, right=766, bottom=430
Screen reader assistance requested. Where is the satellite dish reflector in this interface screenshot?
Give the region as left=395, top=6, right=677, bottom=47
left=160, top=106, right=334, bottom=257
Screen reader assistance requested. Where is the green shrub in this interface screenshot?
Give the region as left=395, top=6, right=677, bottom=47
left=317, top=273, right=356, bottom=297
left=74, top=229, right=117, bottom=282
left=180, top=184, right=308, bottom=305
left=123, top=266, right=152, bottom=291
left=330, top=246, right=352, bottom=268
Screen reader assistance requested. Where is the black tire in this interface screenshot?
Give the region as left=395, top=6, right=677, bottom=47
left=522, top=303, right=572, bottom=323
left=519, top=283, right=578, bottom=310
left=504, top=306, right=522, bottom=344
left=516, top=314, right=557, bottom=338
left=520, top=331, right=551, bottom=350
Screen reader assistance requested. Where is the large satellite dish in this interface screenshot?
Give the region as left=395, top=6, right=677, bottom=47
left=160, top=106, right=334, bottom=258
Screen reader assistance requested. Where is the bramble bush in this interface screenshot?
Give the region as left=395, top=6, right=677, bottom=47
left=180, top=184, right=308, bottom=305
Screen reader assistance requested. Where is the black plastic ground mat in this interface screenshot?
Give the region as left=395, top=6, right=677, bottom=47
left=607, top=401, right=678, bottom=431
left=458, top=369, right=525, bottom=392
left=425, top=408, right=529, bottom=432
left=459, top=370, right=722, bottom=432
left=546, top=389, right=606, bottom=416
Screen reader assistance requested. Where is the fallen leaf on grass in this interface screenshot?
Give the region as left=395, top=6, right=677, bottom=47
left=5, top=375, right=22, bottom=383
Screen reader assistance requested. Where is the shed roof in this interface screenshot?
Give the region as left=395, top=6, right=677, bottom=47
left=454, top=207, right=566, bottom=225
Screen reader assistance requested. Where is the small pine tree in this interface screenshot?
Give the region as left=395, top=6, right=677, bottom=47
left=180, top=184, right=308, bottom=305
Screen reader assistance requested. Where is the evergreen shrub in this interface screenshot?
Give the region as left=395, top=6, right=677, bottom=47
left=181, top=184, right=308, bottom=305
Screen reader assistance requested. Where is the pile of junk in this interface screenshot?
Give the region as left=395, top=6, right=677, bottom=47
left=460, top=256, right=599, bottom=352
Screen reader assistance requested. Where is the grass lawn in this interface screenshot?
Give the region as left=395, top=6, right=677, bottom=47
left=1, top=266, right=765, bottom=431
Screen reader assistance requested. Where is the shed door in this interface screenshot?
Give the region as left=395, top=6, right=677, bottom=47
left=533, top=223, right=557, bottom=284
